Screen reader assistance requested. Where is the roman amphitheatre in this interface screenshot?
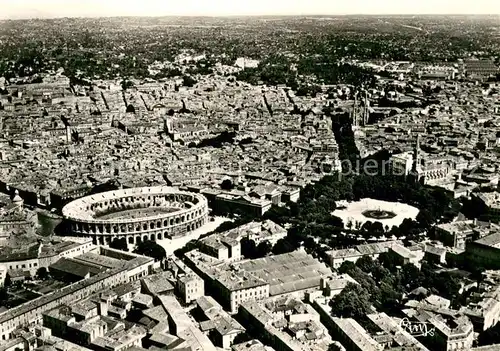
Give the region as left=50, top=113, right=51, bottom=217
left=62, top=186, right=210, bottom=247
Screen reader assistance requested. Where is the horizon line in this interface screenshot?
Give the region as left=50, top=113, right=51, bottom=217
left=1, top=13, right=500, bottom=21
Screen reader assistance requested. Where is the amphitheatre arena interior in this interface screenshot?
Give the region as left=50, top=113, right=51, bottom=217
left=62, top=186, right=209, bottom=246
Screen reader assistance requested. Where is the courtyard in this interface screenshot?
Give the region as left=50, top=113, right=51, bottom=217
left=332, top=198, right=420, bottom=229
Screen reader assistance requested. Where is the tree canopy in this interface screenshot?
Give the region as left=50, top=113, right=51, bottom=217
left=330, top=282, right=371, bottom=320
left=110, top=237, right=128, bottom=252
left=241, top=238, right=273, bottom=259
left=134, top=240, right=166, bottom=261
left=336, top=255, right=463, bottom=314
left=36, top=267, right=49, bottom=280
left=220, top=179, right=234, bottom=190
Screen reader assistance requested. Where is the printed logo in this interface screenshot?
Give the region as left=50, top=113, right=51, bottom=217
left=399, top=317, right=435, bottom=337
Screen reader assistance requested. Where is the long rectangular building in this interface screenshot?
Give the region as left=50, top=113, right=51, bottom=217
left=0, top=247, right=153, bottom=341
left=185, top=249, right=331, bottom=314
left=158, top=295, right=217, bottom=351
left=234, top=250, right=332, bottom=296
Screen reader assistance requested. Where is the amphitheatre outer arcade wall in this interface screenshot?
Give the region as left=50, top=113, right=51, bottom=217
left=62, top=187, right=209, bottom=245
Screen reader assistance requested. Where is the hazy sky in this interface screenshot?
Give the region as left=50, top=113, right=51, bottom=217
left=1, top=0, right=499, bottom=19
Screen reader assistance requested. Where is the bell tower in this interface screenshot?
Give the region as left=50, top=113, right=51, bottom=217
left=411, top=134, right=423, bottom=183
left=414, top=134, right=421, bottom=170
left=12, top=190, right=24, bottom=209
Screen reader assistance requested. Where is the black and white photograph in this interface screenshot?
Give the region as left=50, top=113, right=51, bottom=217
left=0, top=1, right=499, bottom=350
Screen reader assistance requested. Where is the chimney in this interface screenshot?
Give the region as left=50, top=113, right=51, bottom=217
left=99, top=299, right=108, bottom=316
left=38, top=243, right=43, bottom=257
left=66, top=125, right=71, bottom=144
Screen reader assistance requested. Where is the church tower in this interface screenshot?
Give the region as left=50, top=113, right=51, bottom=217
left=411, top=134, right=423, bottom=183
left=414, top=134, right=421, bottom=170
left=164, top=117, right=174, bottom=135
left=363, top=90, right=370, bottom=126
left=66, top=125, right=71, bottom=144
left=12, top=190, right=24, bottom=209
left=353, top=92, right=358, bottom=127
